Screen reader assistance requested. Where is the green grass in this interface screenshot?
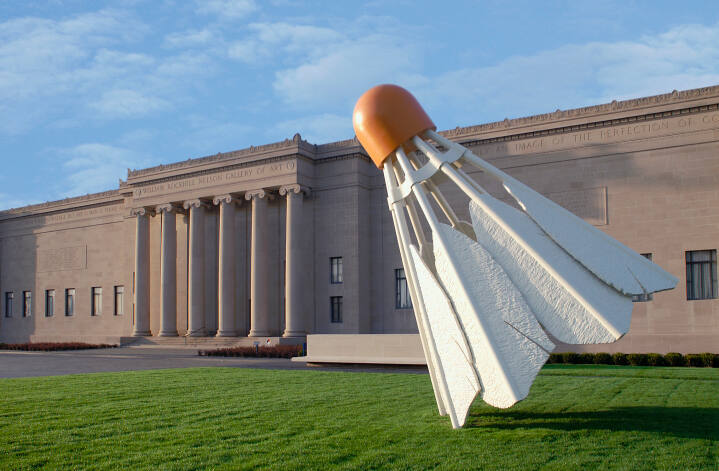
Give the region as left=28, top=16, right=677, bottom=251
left=1, top=366, right=717, bottom=470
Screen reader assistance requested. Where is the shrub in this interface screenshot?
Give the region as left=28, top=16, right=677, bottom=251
left=686, top=354, right=704, bottom=367
left=198, top=345, right=303, bottom=359
left=627, top=353, right=648, bottom=366
left=577, top=353, right=594, bottom=364
left=646, top=353, right=666, bottom=367
left=547, top=353, right=563, bottom=364
left=561, top=352, right=579, bottom=364
left=593, top=353, right=613, bottom=365
left=699, top=353, right=717, bottom=368
left=0, top=342, right=116, bottom=351
left=612, top=353, right=629, bottom=365
left=664, top=352, right=686, bottom=367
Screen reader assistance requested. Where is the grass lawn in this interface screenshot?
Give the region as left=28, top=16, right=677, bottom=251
left=0, top=365, right=717, bottom=470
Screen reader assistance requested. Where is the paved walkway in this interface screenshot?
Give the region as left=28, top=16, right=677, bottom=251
left=0, top=346, right=428, bottom=378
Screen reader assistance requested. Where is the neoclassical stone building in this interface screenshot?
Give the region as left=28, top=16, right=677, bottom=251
left=1, top=85, right=718, bottom=354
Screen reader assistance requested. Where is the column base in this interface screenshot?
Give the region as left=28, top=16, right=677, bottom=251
left=282, top=331, right=307, bottom=338
left=133, top=330, right=152, bottom=337
left=216, top=330, right=237, bottom=337
left=158, top=331, right=178, bottom=337
left=248, top=330, right=272, bottom=337
left=187, top=329, right=208, bottom=337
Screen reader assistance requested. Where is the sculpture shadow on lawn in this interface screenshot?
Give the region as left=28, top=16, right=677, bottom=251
left=465, top=406, right=719, bottom=440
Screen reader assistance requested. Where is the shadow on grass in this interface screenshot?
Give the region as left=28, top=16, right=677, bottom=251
left=466, top=407, right=719, bottom=440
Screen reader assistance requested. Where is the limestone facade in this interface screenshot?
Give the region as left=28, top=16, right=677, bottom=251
left=1, top=86, right=718, bottom=353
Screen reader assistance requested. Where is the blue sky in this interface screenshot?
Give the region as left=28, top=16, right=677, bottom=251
left=1, top=0, right=718, bottom=210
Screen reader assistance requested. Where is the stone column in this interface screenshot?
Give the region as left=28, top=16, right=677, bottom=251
left=184, top=199, right=207, bottom=336
left=280, top=184, right=308, bottom=337
left=246, top=189, right=272, bottom=337
left=214, top=194, right=239, bottom=337
left=132, top=207, right=152, bottom=336
left=157, top=204, right=179, bottom=336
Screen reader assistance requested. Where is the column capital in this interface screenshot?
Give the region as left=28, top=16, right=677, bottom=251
left=245, top=189, right=275, bottom=201
left=183, top=198, right=210, bottom=210
left=130, top=207, right=155, bottom=217
left=155, top=203, right=185, bottom=214
left=279, top=184, right=311, bottom=197
left=213, top=194, right=242, bottom=206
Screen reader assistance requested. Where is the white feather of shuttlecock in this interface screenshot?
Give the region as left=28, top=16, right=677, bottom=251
left=380, top=129, right=678, bottom=429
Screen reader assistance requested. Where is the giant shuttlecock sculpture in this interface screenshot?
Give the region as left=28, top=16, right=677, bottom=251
left=352, top=84, right=678, bottom=429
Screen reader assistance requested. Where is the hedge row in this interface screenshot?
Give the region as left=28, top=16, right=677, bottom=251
left=0, top=342, right=117, bottom=351
left=198, top=345, right=304, bottom=358
left=548, top=352, right=719, bottom=367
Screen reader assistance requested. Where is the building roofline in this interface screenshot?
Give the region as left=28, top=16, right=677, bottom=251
left=4, top=84, right=718, bottom=215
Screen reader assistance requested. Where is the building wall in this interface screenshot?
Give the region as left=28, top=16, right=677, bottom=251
left=0, top=198, right=133, bottom=343
left=0, top=86, right=717, bottom=352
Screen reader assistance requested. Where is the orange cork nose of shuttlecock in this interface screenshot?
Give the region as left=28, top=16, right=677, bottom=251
left=353, top=84, right=436, bottom=169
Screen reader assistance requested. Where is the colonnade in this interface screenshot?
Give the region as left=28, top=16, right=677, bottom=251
left=131, top=184, right=308, bottom=338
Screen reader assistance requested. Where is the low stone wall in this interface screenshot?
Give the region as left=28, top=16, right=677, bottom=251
left=292, top=334, right=426, bottom=365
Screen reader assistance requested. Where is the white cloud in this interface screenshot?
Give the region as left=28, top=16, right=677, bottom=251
left=228, top=22, right=342, bottom=63
left=164, top=29, right=214, bottom=48
left=417, top=22, right=719, bottom=126
left=60, top=143, right=148, bottom=196
left=0, top=9, right=214, bottom=132
left=196, top=0, right=257, bottom=19
left=227, top=19, right=423, bottom=108
left=90, top=89, right=169, bottom=117
left=273, top=34, right=420, bottom=108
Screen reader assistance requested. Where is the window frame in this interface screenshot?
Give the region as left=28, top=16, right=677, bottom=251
left=686, top=250, right=718, bottom=300
left=45, top=289, right=55, bottom=317
left=330, top=296, right=343, bottom=323
left=65, top=288, right=75, bottom=317
left=330, top=257, right=343, bottom=284
left=4, top=291, right=13, bottom=318
left=395, top=268, right=412, bottom=309
left=114, top=285, right=124, bottom=316
left=91, top=287, right=102, bottom=316
left=23, top=291, right=32, bottom=318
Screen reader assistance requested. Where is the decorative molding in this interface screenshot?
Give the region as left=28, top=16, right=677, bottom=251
left=0, top=189, right=121, bottom=216
left=127, top=135, right=313, bottom=179
left=130, top=207, right=154, bottom=217
left=213, top=194, right=241, bottom=206
left=244, top=189, right=274, bottom=201
left=441, top=85, right=719, bottom=140
left=456, top=103, right=719, bottom=149
left=182, top=199, right=210, bottom=210
left=279, top=184, right=311, bottom=197
left=155, top=203, right=184, bottom=214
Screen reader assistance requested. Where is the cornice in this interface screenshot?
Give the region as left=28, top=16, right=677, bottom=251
left=442, top=85, right=719, bottom=140
left=0, top=190, right=122, bottom=220
left=127, top=133, right=314, bottom=180
left=457, top=102, right=719, bottom=149
left=128, top=154, right=300, bottom=189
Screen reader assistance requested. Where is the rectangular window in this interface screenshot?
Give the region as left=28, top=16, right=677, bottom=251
left=114, top=286, right=124, bottom=316
left=395, top=268, right=412, bottom=309
left=686, top=250, right=718, bottom=300
left=65, top=289, right=75, bottom=317
left=45, top=290, right=55, bottom=317
left=330, top=296, right=343, bottom=323
left=23, top=291, right=32, bottom=317
left=330, top=257, right=343, bottom=284
left=92, top=287, right=102, bottom=316
left=4, top=292, right=13, bottom=318
left=632, top=254, right=654, bottom=302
